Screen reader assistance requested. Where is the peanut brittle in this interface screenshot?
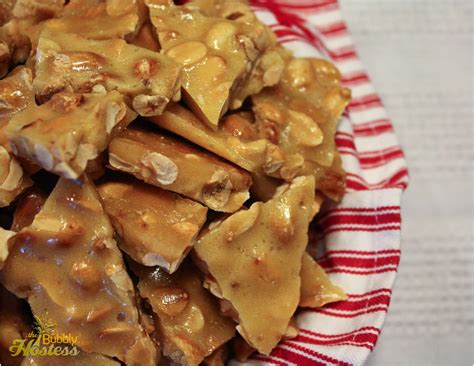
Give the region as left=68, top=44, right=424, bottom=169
left=22, top=353, right=121, bottom=366
left=194, top=176, right=315, bottom=354
left=108, top=125, right=252, bottom=212
left=133, top=261, right=235, bottom=366
left=0, top=19, right=32, bottom=78
left=6, top=91, right=136, bottom=179
left=300, top=252, right=347, bottom=308
left=11, top=188, right=47, bottom=231
left=252, top=57, right=350, bottom=199
left=0, top=176, right=157, bottom=365
left=0, top=146, right=32, bottom=207
left=11, top=0, right=65, bottom=19
left=97, top=176, right=208, bottom=272
left=146, top=0, right=275, bottom=128
left=0, top=0, right=16, bottom=26
left=33, top=30, right=182, bottom=115
left=149, top=104, right=280, bottom=173
left=202, top=346, right=228, bottom=366
left=0, top=284, right=31, bottom=366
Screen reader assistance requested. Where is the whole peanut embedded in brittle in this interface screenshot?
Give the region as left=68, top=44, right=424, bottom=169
left=194, top=176, right=315, bottom=355
left=33, top=30, right=182, bottom=115
left=97, top=176, right=208, bottom=273
left=0, top=176, right=158, bottom=365
left=132, top=261, right=235, bottom=366
left=146, top=0, right=275, bottom=128
left=6, top=91, right=136, bottom=179
left=108, top=124, right=252, bottom=212
left=148, top=104, right=281, bottom=174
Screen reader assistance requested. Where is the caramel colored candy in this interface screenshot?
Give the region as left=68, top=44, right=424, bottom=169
left=6, top=91, right=136, bottom=179
left=252, top=57, right=351, bottom=200
left=0, top=176, right=158, bottom=365
left=133, top=261, right=235, bottom=366
left=22, top=352, right=121, bottom=366
left=33, top=30, right=182, bottom=115
left=0, top=146, right=32, bottom=208
left=194, top=176, right=315, bottom=354
left=108, top=125, right=251, bottom=212
left=147, top=1, right=275, bottom=128
left=97, top=176, right=208, bottom=272
left=0, top=19, right=32, bottom=78
left=11, top=188, right=47, bottom=232
left=300, top=252, right=347, bottom=308
left=149, top=104, right=279, bottom=174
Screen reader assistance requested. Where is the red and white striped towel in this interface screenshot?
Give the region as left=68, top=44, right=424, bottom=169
left=230, top=1, right=409, bottom=365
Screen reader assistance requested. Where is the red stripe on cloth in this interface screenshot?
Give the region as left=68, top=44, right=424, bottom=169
left=324, top=294, right=391, bottom=311
left=296, top=333, right=378, bottom=350
left=252, top=0, right=338, bottom=12
left=320, top=212, right=401, bottom=227
left=342, top=72, right=370, bottom=86
left=318, top=255, right=400, bottom=270
left=322, top=225, right=401, bottom=236
left=318, top=21, right=348, bottom=36
left=347, top=288, right=392, bottom=298
left=301, top=326, right=381, bottom=338
left=360, top=148, right=405, bottom=168
left=320, top=206, right=400, bottom=216
left=352, top=119, right=393, bottom=136
left=335, top=136, right=357, bottom=150
left=314, top=306, right=388, bottom=318
left=324, top=267, right=398, bottom=275
left=348, top=94, right=383, bottom=110
left=318, top=249, right=401, bottom=261
left=269, top=347, right=327, bottom=366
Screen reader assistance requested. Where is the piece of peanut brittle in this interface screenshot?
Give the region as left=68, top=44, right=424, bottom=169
left=22, top=353, right=121, bottom=366
left=0, top=146, right=32, bottom=208
left=149, top=104, right=281, bottom=174
left=33, top=29, right=182, bottom=115
left=0, top=176, right=158, bottom=365
left=6, top=91, right=136, bottom=179
left=97, top=175, right=208, bottom=272
left=0, top=19, right=32, bottom=78
left=300, top=252, right=347, bottom=308
left=202, top=346, right=228, bottom=366
left=0, top=0, right=16, bottom=27
left=252, top=57, right=350, bottom=199
left=146, top=0, right=273, bottom=129
left=108, top=124, right=252, bottom=212
left=11, top=187, right=47, bottom=231
left=194, top=175, right=315, bottom=354
left=132, top=261, right=235, bottom=366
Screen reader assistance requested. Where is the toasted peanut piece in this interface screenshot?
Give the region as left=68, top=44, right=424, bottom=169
left=132, top=261, right=235, bottom=366
left=11, top=188, right=47, bottom=232
left=12, top=0, right=65, bottom=19
left=0, top=146, right=32, bottom=208
left=252, top=56, right=351, bottom=201
left=0, top=19, right=32, bottom=78
left=0, top=227, right=15, bottom=268
left=0, top=284, right=31, bottom=365
left=148, top=103, right=277, bottom=173
left=33, top=30, right=182, bottom=116
left=6, top=91, right=136, bottom=179
left=146, top=1, right=274, bottom=129
left=108, top=125, right=251, bottom=212
left=0, top=0, right=16, bottom=27
left=300, top=252, right=347, bottom=308
left=0, top=177, right=158, bottom=365
left=97, top=176, right=207, bottom=272
left=194, top=176, right=316, bottom=354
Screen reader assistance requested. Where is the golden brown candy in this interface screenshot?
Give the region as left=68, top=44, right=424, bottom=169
left=194, top=176, right=315, bottom=354
left=6, top=91, right=136, bottom=179
left=11, top=188, right=47, bottom=232
left=146, top=0, right=276, bottom=128
left=33, top=29, right=182, bottom=115
left=97, top=176, right=208, bottom=272
left=22, top=352, right=121, bottom=366
left=202, top=346, right=228, bottom=366
left=0, top=176, right=158, bottom=365
left=108, top=125, right=252, bottom=212
left=149, top=104, right=279, bottom=173
left=300, top=252, right=347, bottom=308
left=133, top=261, right=235, bottom=366
left=0, top=19, right=32, bottom=79
left=0, top=146, right=32, bottom=208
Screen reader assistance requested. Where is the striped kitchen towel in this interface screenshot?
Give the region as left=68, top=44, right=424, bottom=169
left=231, top=1, right=409, bottom=365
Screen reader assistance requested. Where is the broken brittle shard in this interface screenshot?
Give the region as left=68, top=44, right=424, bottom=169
left=148, top=104, right=279, bottom=174
left=108, top=124, right=252, bottom=212
left=194, top=175, right=315, bottom=354
left=0, top=145, right=32, bottom=207
left=252, top=57, right=351, bottom=200
left=300, top=252, right=347, bottom=308
left=146, top=0, right=279, bottom=129
left=97, top=176, right=208, bottom=272
left=11, top=187, right=47, bottom=231
left=6, top=91, right=136, bottom=179
left=132, top=260, right=236, bottom=366
left=33, top=29, right=182, bottom=115
left=0, top=176, right=158, bottom=365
